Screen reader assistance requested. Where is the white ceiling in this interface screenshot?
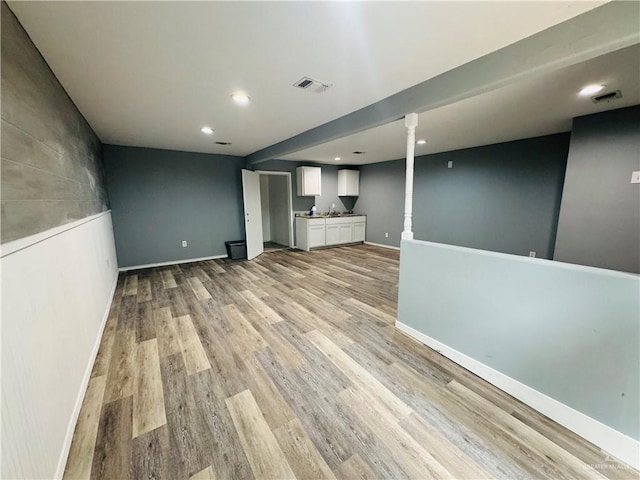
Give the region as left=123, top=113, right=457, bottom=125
left=8, top=1, right=607, bottom=158
left=279, top=44, right=640, bottom=165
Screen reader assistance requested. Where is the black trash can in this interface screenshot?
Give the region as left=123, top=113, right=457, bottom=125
left=225, top=240, right=247, bottom=260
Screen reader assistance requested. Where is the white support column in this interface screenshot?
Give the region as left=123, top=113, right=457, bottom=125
left=402, top=113, right=418, bottom=241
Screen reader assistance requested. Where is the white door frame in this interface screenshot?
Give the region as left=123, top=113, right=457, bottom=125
left=256, top=170, right=295, bottom=249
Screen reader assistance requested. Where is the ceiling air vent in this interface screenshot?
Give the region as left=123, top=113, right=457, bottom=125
left=352, top=151, right=366, bottom=155
left=592, top=90, right=622, bottom=104
left=215, top=141, right=232, bottom=146
left=293, top=76, right=332, bottom=93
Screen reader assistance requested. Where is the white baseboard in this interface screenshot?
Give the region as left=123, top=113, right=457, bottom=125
left=55, top=272, right=119, bottom=479
left=364, top=241, right=401, bottom=251
left=119, top=254, right=228, bottom=271
left=395, top=321, right=640, bottom=470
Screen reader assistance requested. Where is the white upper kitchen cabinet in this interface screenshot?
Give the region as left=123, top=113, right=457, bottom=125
left=296, top=166, right=322, bottom=196
left=338, top=169, right=359, bottom=196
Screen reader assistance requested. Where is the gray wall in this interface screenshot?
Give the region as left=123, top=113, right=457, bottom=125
left=414, top=134, right=569, bottom=259
left=103, top=145, right=245, bottom=268
left=359, top=133, right=570, bottom=258
left=357, top=160, right=405, bottom=247
left=256, top=159, right=359, bottom=213
left=1, top=1, right=108, bottom=243
left=555, top=106, right=640, bottom=274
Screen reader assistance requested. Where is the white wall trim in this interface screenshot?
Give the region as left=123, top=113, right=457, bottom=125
left=55, top=273, right=119, bottom=479
left=395, top=321, right=640, bottom=470
left=2, top=212, right=118, bottom=479
left=119, top=254, right=228, bottom=272
left=364, top=241, right=401, bottom=251
left=0, top=210, right=112, bottom=259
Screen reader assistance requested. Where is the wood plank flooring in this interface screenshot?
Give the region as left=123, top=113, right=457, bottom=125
left=64, top=245, right=638, bottom=479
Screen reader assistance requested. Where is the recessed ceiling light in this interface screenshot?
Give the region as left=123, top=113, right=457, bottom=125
left=416, top=139, right=427, bottom=145
left=231, top=93, right=251, bottom=104
left=579, top=84, right=605, bottom=96
left=334, top=157, right=341, bottom=161
left=201, top=126, right=214, bottom=135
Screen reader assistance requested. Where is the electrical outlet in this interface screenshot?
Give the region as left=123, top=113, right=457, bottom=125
left=529, top=251, right=536, bottom=258
left=182, top=240, right=188, bottom=248
left=631, top=171, right=640, bottom=184
left=385, top=232, right=389, bottom=238
left=447, top=161, right=453, bottom=169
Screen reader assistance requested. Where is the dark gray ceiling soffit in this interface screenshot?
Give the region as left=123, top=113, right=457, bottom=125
left=247, top=1, right=639, bottom=165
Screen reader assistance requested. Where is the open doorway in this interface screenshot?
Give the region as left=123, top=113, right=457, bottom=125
left=257, top=171, right=294, bottom=252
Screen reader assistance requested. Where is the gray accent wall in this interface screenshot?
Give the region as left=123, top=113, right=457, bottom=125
left=359, top=133, right=570, bottom=258
left=554, top=106, right=640, bottom=274
left=103, top=145, right=245, bottom=268
left=413, top=134, right=569, bottom=258
left=357, top=160, right=405, bottom=247
left=1, top=1, right=108, bottom=243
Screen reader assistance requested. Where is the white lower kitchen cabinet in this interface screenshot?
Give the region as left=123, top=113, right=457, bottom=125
left=308, top=224, right=326, bottom=248
left=296, top=216, right=366, bottom=251
left=325, top=224, right=341, bottom=245
left=325, top=217, right=353, bottom=246
left=296, top=217, right=326, bottom=252
left=352, top=221, right=366, bottom=242
left=339, top=224, right=352, bottom=243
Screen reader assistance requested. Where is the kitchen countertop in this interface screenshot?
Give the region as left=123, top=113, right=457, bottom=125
left=295, top=213, right=366, bottom=218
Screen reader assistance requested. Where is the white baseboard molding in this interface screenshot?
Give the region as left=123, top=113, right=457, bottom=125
left=119, top=254, right=228, bottom=272
left=396, top=321, right=640, bottom=470
left=55, top=272, right=119, bottom=479
left=364, top=241, right=400, bottom=251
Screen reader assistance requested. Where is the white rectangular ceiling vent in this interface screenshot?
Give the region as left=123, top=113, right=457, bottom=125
left=293, top=77, right=332, bottom=93
left=591, top=90, right=622, bottom=104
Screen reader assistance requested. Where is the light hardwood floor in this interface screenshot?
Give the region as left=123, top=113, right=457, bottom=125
left=64, top=245, right=638, bottom=479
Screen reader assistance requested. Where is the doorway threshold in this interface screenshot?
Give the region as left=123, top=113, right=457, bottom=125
left=263, top=242, right=289, bottom=253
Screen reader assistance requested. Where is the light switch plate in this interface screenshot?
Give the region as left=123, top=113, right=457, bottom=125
left=631, top=171, right=640, bottom=184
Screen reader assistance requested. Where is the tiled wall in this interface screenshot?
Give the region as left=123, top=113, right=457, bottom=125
left=0, top=2, right=108, bottom=244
